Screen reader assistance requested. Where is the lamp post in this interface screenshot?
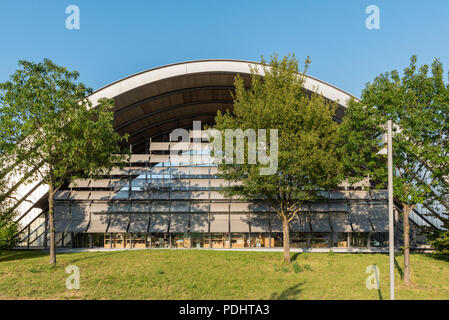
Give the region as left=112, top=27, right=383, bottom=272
left=387, top=120, right=395, bottom=300
left=378, top=120, right=395, bottom=300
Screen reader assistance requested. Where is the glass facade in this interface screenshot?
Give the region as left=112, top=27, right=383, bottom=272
left=54, top=138, right=389, bottom=251
left=291, top=233, right=308, bottom=248
left=249, top=233, right=271, bottom=248
left=370, top=232, right=389, bottom=247
left=310, top=233, right=329, bottom=248
left=330, top=232, right=348, bottom=248
left=351, top=232, right=369, bottom=247
left=69, top=230, right=388, bottom=249
left=150, top=233, right=169, bottom=248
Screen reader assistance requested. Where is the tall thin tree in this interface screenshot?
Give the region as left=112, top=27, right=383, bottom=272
left=214, top=55, right=343, bottom=262
left=338, top=56, right=449, bottom=285
left=0, top=59, right=127, bottom=265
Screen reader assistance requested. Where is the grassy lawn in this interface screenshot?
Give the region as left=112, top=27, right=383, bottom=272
left=0, top=249, right=448, bottom=300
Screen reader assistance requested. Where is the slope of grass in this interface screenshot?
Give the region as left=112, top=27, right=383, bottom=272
left=0, top=250, right=448, bottom=300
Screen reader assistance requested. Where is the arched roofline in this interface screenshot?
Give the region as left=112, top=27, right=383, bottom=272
left=88, top=59, right=359, bottom=108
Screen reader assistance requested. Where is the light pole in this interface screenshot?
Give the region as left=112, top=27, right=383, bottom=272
left=378, top=120, right=395, bottom=300
left=387, top=120, right=395, bottom=300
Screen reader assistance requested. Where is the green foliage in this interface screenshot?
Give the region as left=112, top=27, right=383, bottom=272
left=28, top=265, right=55, bottom=273
left=292, top=263, right=302, bottom=273
left=338, top=55, right=449, bottom=217
left=0, top=176, right=19, bottom=249
left=429, top=231, right=449, bottom=256
left=0, top=58, right=128, bottom=190
left=0, top=59, right=128, bottom=259
left=292, top=263, right=312, bottom=273
left=0, top=219, right=19, bottom=249
left=214, top=54, right=343, bottom=221
left=281, top=267, right=290, bottom=273
left=427, top=220, right=449, bottom=255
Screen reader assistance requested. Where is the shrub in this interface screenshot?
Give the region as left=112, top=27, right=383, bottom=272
left=0, top=220, right=19, bottom=249
left=428, top=230, right=449, bottom=256
left=425, top=221, right=449, bottom=256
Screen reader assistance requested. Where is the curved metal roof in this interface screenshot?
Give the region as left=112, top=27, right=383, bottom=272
left=88, top=59, right=358, bottom=153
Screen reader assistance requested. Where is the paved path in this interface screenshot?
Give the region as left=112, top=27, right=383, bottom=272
left=42, top=247, right=400, bottom=253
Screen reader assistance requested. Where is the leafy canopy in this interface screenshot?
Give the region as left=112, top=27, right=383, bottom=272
left=0, top=58, right=127, bottom=189
left=339, top=55, right=448, bottom=214
left=213, top=54, right=343, bottom=220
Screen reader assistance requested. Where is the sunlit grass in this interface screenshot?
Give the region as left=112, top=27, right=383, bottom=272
left=0, top=250, right=448, bottom=300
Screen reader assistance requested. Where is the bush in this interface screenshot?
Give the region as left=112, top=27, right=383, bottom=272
left=0, top=186, right=20, bottom=249
left=0, top=220, right=19, bottom=249
left=429, top=230, right=449, bottom=256
left=424, top=221, right=449, bottom=256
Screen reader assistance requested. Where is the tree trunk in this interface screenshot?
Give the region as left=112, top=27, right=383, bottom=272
left=282, top=217, right=290, bottom=263
left=48, top=182, right=56, bottom=266
left=403, top=204, right=411, bottom=285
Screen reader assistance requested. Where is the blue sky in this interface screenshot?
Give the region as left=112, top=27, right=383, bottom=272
left=0, top=0, right=448, bottom=97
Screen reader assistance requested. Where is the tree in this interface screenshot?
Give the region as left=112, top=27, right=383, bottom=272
left=213, top=55, right=343, bottom=263
left=338, top=56, right=449, bottom=285
left=0, top=59, right=127, bottom=265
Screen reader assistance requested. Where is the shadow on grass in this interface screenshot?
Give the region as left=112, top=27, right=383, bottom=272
left=377, top=288, right=383, bottom=300
left=60, top=251, right=123, bottom=264
left=0, top=250, right=46, bottom=263
left=291, top=252, right=302, bottom=262
left=374, top=268, right=383, bottom=300
left=270, top=282, right=304, bottom=300
left=394, top=258, right=404, bottom=280
left=424, top=253, right=449, bottom=263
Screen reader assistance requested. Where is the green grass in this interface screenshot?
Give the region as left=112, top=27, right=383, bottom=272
left=0, top=249, right=448, bottom=300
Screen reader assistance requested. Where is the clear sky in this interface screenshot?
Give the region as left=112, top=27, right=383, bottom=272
left=0, top=0, right=448, bottom=97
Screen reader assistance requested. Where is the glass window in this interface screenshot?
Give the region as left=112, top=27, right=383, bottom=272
left=91, top=233, right=104, bottom=247
left=231, top=233, right=248, bottom=248
left=272, top=232, right=284, bottom=248
left=171, top=232, right=191, bottom=248
left=72, top=233, right=89, bottom=248
left=351, top=232, right=369, bottom=247
left=291, top=232, right=308, bottom=248
left=331, top=232, right=348, bottom=248
left=210, top=233, right=229, bottom=248
left=311, top=232, right=329, bottom=248
left=150, top=233, right=169, bottom=248
left=249, top=233, right=270, bottom=248
left=371, top=232, right=388, bottom=247
left=130, top=233, right=147, bottom=248
left=190, top=233, right=206, bottom=248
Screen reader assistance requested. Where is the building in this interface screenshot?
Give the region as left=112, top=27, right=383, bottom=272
left=13, top=59, right=431, bottom=250
left=54, top=133, right=390, bottom=249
